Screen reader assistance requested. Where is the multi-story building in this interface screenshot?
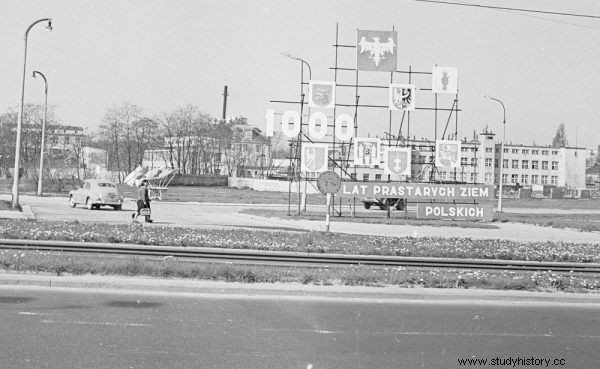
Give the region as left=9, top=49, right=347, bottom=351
left=342, top=128, right=587, bottom=189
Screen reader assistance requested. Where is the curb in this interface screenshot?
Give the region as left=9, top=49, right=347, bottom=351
left=1, top=273, right=600, bottom=305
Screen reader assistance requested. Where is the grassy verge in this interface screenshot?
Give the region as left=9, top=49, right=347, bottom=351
left=240, top=208, right=499, bottom=229
left=242, top=208, right=600, bottom=233
left=495, top=212, right=600, bottom=233
left=1, top=219, right=599, bottom=263
left=1, top=250, right=599, bottom=292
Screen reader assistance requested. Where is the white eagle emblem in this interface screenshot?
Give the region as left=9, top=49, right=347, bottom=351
left=358, top=36, right=396, bottom=67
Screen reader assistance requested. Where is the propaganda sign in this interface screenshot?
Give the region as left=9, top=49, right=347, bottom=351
left=353, top=138, right=381, bottom=167
left=432, top=66, right=458, bottom=94
left=435, top=140, right=461, bottom=168
left=308, top=80, right=335, bottom=109
left=336, top=182, right=494, bottom=201
left=301, top=143, right=328, bottom=173
left=416, top=203, right=493, bottom=221
left=389, top=84, right=416, bottom=111
left=357, top=30, right=397, bottom=72
left=383, top=147, right=411, bottom=176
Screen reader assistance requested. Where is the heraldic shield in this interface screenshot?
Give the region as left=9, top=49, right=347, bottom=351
left=384, top=148, right=411, bottom=176
left=435, top=140, right=461, bottom=168
left=302, top=143, right=328, bottom=173
left=308, top=81, right=335, bottom=109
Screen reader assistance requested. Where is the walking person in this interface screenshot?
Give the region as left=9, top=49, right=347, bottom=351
left=132, top=179, right=153, bottom=223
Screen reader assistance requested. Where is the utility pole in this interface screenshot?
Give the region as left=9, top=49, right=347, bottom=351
left=222, top=85, right=228, bottom=121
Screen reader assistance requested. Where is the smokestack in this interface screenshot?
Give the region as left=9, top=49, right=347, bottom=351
left=221, top=85, right=229, bottom=121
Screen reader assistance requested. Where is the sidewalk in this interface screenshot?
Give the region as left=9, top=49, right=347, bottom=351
left=1, top=194, right=599, bottom=244
left=1, top=273, right=599, bottom=305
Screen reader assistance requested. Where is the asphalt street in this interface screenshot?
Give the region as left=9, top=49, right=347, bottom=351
left=1, top=194, right=600, bottom=244
left=1, top=286, right=599, bottom=369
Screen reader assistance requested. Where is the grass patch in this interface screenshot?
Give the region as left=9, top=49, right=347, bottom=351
left=240, top=208, right=499, bottom=229
left=1, top=250, right=598, bottom=292
left=0, top=200, right=20, bottom=212
left=1, top=219, right=599, bottom=262
left=496, top=212, right=600, bottom=233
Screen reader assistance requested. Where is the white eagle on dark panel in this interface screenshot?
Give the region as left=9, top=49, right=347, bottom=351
left=358, top=36, right=396, bottom=67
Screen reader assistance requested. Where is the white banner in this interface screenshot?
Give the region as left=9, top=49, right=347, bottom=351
left=308, top=81, right=335, bottom=109
left=435, top=140, right=461, bottom=168
left=353, top=138, right=381, bottom=167
left=301, top=143, right=329, bottom=173
left=389, top=84, right=416, bottom=110
left=383, top=147, right=411, bottom=176
left=432, top=66, right=458, bottom=94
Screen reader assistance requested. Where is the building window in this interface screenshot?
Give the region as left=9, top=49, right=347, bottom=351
left=461, top=157, right=468, bottom=166
left=542, top=150, right=549, bottom=155
left=64, top=136, right=70, bottom=144
left=485, top=147, right=493, bottom=153
left=521, top=174, right=528, bottom=184
left=532, top=150, right=539, bottom=155
left=551, top=175, right=558, bottom=185
left=531, top=175, right=539, bottom=184
left=461, top=147, right=468, bottom=152
left=503, top=148, right=509, bottom=153
left=502, top=174, right=508, bottom=183
left=485, top=158, right=493, bottom=167
left=512, top=149, right=519, bottom=154
left=552, top=150, right=559, bottom=155
left=495, top=159, right=499, bottom=168
left=485, top=173, right=492, bottom=183
left=532, top=160, right=539, bottom=169
left=522, top=160, right=529, bottom=169
left=503, top=159, right=508, bottom=168
left=552, top=161, right=558, bottom=170
left=511, top=174, right=518, bottom=183
left=541, top=175, right=548, bottom=184
left=522, top=149, right=529, bottom=155
left=471, top=158, right=477, bottom=166
left=470, top=173, right=476, bottom=182
left=542, top=161, right=549, bottom=170
left=496, top=148, right=500, bottom=153
left=362, top=174, right=369, bottom=181
left=512, top=160, right=518, bottom=169
left=375, top=174, right=381, bottom=181
left=441, top=171, right=447, bottom=180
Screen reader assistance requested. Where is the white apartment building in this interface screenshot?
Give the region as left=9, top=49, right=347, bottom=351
left=346, top=129, right=587, bottom=189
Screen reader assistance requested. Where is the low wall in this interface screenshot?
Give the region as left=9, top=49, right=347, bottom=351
left=171, top=175, right=228, bottom=186
left=228, top=177, right=321, bottom=194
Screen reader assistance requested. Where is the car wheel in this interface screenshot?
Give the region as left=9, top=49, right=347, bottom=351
left=69, top=196, right=76, bottom=208
left=113, top=205, right=122, bottom=211
left=363, top=203, right=371, bottom=210
left=86, top=198, right=93, bottom=210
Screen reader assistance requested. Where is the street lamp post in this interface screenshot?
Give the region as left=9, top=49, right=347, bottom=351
left=482, top=94, right=506, bottom=212
left=281, top=52, right=312, bottom=215
left=12, top=18, right=53, bottom=208
left=33, top=70, right=48, bottom=196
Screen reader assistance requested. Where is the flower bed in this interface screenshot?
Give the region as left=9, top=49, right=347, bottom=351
left=1, top=219, right=598, bottom=263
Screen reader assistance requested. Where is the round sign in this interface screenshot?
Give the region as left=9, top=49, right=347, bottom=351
left=317, top=171, right=341, bottom=195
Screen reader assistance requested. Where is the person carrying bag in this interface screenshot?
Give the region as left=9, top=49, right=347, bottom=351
left=132, top=179, right=153, bottom=223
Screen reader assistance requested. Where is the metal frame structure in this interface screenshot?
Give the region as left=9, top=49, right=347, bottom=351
left=271, top=24, right=462, bottom=215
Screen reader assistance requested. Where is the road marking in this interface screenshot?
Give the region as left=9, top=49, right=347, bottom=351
left=18, top=312, right=50, bottom=316
left=41, top=319, right=151, bottom=327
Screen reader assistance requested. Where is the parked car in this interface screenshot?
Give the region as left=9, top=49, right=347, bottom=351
left=69, top=179, right=124, bottom=210
left=362, top=197, right=406, bottom=210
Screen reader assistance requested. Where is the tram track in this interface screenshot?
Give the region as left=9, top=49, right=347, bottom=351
left=1, top=238, right=599, bottom=273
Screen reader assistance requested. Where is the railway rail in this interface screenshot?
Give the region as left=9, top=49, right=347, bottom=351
left=1, top=238, right=599, bottom=273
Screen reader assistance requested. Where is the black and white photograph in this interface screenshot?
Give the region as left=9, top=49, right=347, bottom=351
left=1, top=1, right=600, bottom=368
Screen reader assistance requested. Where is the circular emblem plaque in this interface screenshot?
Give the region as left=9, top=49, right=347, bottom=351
left=316, top=171, right=341, bottom=195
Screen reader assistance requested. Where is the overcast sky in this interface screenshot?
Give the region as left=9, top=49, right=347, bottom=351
left=1, top=0, right=599, bottom=149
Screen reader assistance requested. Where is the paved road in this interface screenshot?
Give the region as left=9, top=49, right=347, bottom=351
left=1, top=194, right=600, bottom=244
left=1, top=285, right=599, bottom=369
